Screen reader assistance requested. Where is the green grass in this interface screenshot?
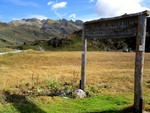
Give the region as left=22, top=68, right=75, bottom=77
left=0, top=51, right=149, bottom=113
left=42, top=96, right=132, bottom=113
left=0, top=95, right=133, bottom=113
left=20, top=38, right=83, bottom=51
left=0, top=48, right=15, bottom=52
left=21, top=37, right=99, bottom=51
left=58, top=37, right=82, bottom=51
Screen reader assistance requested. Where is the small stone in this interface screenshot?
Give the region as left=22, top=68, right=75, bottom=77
left=65, top=90, right=71, bottom=95
left=58, top=92, right=66, bottom=97
left=73, top=89, right=86, bottom=98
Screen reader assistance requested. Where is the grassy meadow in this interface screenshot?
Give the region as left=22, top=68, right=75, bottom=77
left=0, top=51, right=150, bottom=113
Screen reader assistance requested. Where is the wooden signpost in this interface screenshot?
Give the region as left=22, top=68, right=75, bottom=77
left=81, top=10, right=150, bottom=113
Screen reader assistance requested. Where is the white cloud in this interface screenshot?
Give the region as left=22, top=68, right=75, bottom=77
left=47, top=1, right=68, bottom=19
left=52, top=2, right=67, bottom=10
left=96, top=0, right=150, bottom=17
left=11, top=15, right=48, bottom=21
left=47, top=1, right=54, bottom=6
left=47, top=1, right=67, bottom=10
left=78, top=14, right=100, bottom=22
left=89, top=0, right=94, bottom=3
left=69, top=14, right=76, bottom=19
left=54, top=10, right=67, bottom=18
left=28, top=15, right=48, bottom=20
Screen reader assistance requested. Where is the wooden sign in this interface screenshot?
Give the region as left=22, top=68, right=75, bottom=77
left=81, top=10, right=150, bottom=113
left=84, top=11, right=150, bottom=39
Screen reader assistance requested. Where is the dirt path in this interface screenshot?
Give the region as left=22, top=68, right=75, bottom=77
left=0, top=50, right=22, bottom=55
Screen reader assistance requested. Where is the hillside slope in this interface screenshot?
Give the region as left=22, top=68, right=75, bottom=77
left=0, top=18, right=83, bottom=48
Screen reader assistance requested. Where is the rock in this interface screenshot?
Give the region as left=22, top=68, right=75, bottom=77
left=57, top=92, right=66, bottom=97
left=63, top=97, right=69, bottom=99
left=65, top=90, right=71, bottom=95
left=48, top=37, right=63, bottom=47
left=73, top=89, right=86, bottom=98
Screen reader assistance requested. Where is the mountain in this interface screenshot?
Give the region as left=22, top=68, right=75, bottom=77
left=0, top=18, right=83, bottom=48
left=1, top=17, right=150, bottom=52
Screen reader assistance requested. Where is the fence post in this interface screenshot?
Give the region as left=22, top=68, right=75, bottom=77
left=134, top=15, right=147, bottom=113
left=81, top=26, right=87, bottom=91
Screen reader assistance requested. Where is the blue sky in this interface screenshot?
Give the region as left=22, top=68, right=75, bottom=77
left=0, top=0, right=150, bottom=22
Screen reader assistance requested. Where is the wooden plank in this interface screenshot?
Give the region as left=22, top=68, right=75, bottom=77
left=84, top=10, right=150, bottom=39
left=81, top=26, right=87, bottom=90
left=134, top=15, right=147, bottom=113
left=84, top=16, right=138, bottom=39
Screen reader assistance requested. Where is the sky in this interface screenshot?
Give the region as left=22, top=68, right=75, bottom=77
left=0, top=0, right=150, bottom=22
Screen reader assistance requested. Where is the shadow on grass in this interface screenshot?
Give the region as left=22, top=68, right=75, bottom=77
left=87, top=106, right=134, bottom=113
left=4, top=91, right=46, bottom=113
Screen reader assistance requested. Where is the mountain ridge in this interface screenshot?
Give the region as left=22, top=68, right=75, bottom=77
left=0, top=18, right=83, bottom=48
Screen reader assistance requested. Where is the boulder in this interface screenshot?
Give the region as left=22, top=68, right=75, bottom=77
left=73, top=89, right=86, bottom=98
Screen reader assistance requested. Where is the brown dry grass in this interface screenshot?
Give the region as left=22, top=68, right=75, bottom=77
left=0, top=51, right=150, bottom=108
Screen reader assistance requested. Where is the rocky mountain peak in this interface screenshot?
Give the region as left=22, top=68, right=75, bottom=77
left=9, top=18, right=44, bottom=27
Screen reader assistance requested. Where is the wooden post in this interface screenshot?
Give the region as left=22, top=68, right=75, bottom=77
left=134, top=15, right=147, bottom=113
left=81, top=26, right=87, bottom=90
